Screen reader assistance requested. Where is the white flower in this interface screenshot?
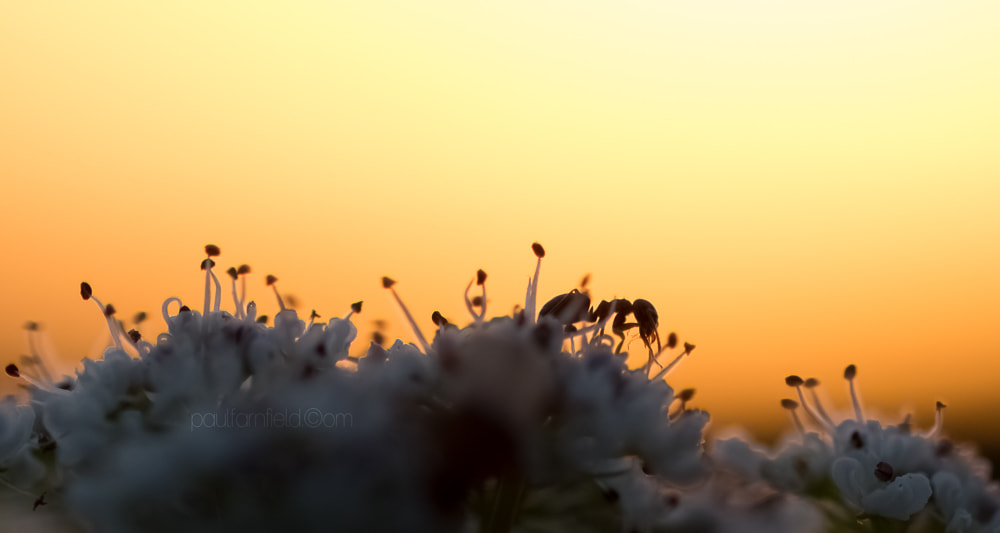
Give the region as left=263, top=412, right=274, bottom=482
left=0, top=395, right=34, bottom=463
left=831, top=455, right=931, bottom=520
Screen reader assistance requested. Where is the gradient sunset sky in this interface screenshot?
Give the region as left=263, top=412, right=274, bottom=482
left=1, top=1, right=998, bottom=443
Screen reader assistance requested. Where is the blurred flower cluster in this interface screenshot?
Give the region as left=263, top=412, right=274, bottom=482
left=1, top=244, right=997, bottom=532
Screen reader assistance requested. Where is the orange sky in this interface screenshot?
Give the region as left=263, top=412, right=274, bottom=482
left=1, top=1, right=998, bottom=444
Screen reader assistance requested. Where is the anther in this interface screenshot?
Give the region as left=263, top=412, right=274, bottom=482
left=874, top=462, right=894, bottom=482
left=382, top=277, right=430, bottom=352
left=431, top=311, right=449, bottom=327
left=665, top=332, right=678, bottom=349
left=781, top=398, right=806, bottom=435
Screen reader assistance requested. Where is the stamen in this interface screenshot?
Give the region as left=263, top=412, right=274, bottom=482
left=785, top=375, right=831, bottom=431
left=382, top=277, right=430, bottom=353
left=345, top=301, right=362, bottom=320
left=464, top=280, right=480, bottom=323
left=525, top=242, right=545, bottom=324
left=844, top=364, right=864, bottom=423
left=237, top=264, right=251, bottom=311
left=5, top=363, right=68, bottom=394
left=266, top=275, right=286, bottom=311
left=431, top=311, right=450, bottom=332
left=245, top=301, right=257, bottom=322
left=161, top=297, right=184, bottom=323
left=23, top=322, right=53, bottom=383
left=804, top=378, right=835, bottom=427
left=649, top=340, right=695, bottom=382
left=227, top=267, right=243, bottom=318
left=925, top=401, right=946, bottom=438
left=103, top=303, right=124, bottom=351
left=201, top=251, right=216, bottom=316
left=781, top=398, right=806, bottom=435
left=670, top=388, right=696, bottom=419
left=82, top=282, right=124, bottom=352
left=477, top=269, right=488, bottom=321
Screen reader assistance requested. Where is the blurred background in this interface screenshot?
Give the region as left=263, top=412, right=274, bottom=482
left=1, top=1, right=998, bottom=459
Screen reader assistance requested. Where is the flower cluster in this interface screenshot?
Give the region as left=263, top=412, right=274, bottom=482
left=712, top=368, right=1000, bottom=532
left=2, top=243, right=997, bottom=532
left=0, top=244, right=709, bottom=532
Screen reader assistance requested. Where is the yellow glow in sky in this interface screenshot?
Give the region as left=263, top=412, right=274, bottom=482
left=1, top=1, right=998, bottom=442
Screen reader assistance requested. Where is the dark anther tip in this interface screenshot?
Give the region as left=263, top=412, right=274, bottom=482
left=936, top=401, right=947, bottom=409
left=205, top=244, right=221, bottom=257
left=351, top=301, right=363, bottom=314
left=127, top=329, right=141, bottom=343
left=683, top=342, right=695, bottom=355
left=201, top=258, right=215, bottom=270
left=81, top=282, right=93, bottom=300
left=431, top=311, right=448, bottom=326
left=5, top=363, right=20, bottom=377
left=134, top=311, right=147, bottom=324
left=780, top=398, right=798, bottom=409
left=666, top=332, right=678, bottom=349
left=104, top=303, right=116, bottom=317
left=874, top=461, right=894, bottom=482
left=310, top=309, right=320, bottom=319
left=179, top=305, right=190, bottom=313
left=381, top=276, right=396, bottom=289
left=266, top=274, right=278, bottom=286
left=476, top=269, right=487, bottom=286
left=226, top=267, right=238, bottom=280
left=844, top=364, right=857, bottom=380
left=678, top=388, right=696, bottom=402
left=237, top=264, right=251, bottom=275
left=804, top=378, right=819, bottom=388
left=256, top=315, right=268, bottom=324
left=531, top=242, right=545, bottom=258
left=24, top=321, right=39, bottom=331
left=785, top=375, right=804, bottom=387
left=472, top=296, right=483, bottom=307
